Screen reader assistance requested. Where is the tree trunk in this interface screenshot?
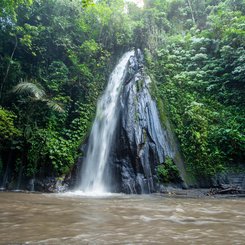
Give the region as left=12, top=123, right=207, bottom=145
left=0, top=35, right=18, bottom=103
left=187, top=0, right=196, bottom=26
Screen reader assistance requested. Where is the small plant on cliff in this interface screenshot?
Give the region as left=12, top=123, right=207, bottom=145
left=157, top=157, right=181, bottom=183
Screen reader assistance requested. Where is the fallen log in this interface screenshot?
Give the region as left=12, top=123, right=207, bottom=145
left=207, top=185, right=243, bottom=195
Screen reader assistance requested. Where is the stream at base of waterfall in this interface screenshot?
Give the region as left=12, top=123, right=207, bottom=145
left=0, top=192, right=244, bottom=244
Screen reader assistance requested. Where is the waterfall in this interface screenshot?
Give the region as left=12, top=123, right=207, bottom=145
left=74, top=49, right=187, bottom=195
left=78, top=51, right=134, bottom=193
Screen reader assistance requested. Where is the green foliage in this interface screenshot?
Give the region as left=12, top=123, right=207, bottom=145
left=146, top=0, right=245, bottom=179
left=0, top=0, right=33, bottom=21
left=157, top=157, right=181, bottom=183
left=48, top=61, right=69, bottom=93
left=0, top=107, right=20, bottom=145
left=82, top=0, right=94, bottom=8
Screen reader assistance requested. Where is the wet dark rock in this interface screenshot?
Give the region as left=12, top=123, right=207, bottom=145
left=34, top=177, right=68, bottom=193
left=108, top=50, right=186, bottom=194
left=27, top=178, right=35, bottom=192
left=212, top=172, right=245, bottom=189
left=136, top=48, right=144, bottom=65
left=0, top=173, right=69, bottom=193
left=66, top=156, right=83, bottom=189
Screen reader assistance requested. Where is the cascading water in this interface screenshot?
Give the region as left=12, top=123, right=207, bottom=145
left=78, top=51, right=134, bottom=193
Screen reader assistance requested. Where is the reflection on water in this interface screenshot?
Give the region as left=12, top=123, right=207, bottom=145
left=0, top=192, right=244, bottom=244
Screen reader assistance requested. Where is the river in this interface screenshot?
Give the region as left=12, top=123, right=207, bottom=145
left=0, top=192, right=244, bottom=244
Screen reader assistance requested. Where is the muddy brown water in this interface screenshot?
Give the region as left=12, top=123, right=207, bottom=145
left=0, top=192, right=244, bottom=244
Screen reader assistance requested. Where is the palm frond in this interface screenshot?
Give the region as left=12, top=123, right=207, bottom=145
left=13, top=79, right=64, bottom=113
left=13, top=80, right=46, bottom=99
left=46, top=101, right=65, bottom=113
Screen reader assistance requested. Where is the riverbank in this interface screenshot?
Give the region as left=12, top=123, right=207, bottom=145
left=1, top=187, right=245, bottom=199
left=158, top=187, right=245, bottom=199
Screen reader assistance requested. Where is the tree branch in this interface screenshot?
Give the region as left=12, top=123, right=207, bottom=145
left=0, top=35, right=18, bottom=103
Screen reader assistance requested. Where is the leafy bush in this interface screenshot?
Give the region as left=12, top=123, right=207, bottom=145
left=157, top=157, right=181, bottom=183
left=0, top=107, right=20, bottom=144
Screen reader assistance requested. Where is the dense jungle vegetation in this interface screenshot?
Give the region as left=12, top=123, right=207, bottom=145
left=0, top=0, right=244, bottom=186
